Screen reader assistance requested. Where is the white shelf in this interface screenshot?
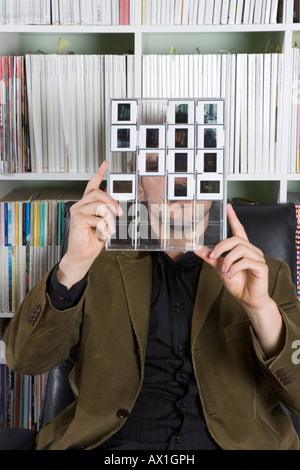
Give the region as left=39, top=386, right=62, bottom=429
left=0, top=25, right=136, bottom=33
left=0, top=0, right=299, bottom=205
left=287, top=173, right=300, bottom=180
left=0, top=313, right=14, bottom=319
left=227, top=173, right=283, bottom=181
left=0, top=172, right=94, bottom=181
left=0, top=23, right=291, bottom=33
left=0, top=172, right=286, bottom=181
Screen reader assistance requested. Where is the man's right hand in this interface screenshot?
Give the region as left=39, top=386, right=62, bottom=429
left=57, top=161, right=123, bottom=289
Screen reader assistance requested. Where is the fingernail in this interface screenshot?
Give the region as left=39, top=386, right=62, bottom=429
left=227, top=271, right=231, bottom=278
left=117, top=205, right=124, bottom=216
left=209, top=250, right=216, bottom=259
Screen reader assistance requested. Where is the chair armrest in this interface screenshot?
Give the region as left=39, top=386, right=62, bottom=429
left=0, top=428, right=37, bottom=450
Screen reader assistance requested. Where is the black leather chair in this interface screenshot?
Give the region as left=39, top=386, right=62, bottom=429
left=0, top=202, right=300, bottom=449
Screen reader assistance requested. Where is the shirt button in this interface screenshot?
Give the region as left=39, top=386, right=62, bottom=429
left=177, top=345, right=183, bottom=355
left=177, top=373, right=187, bottom=383
left=117, top=408, right=130, bottom=419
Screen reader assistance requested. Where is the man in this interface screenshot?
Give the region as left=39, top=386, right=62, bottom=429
left=4, top=161, right=300, bottom=450
left=134, top=170, right=215, bottom=253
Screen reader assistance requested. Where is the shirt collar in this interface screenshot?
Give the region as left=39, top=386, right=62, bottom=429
left=152, top=251, right=203, bottom=270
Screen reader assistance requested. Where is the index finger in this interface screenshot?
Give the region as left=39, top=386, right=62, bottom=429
left=227, top=203, right=248, bottom=241
left=83, top=160, right=108, bottom=197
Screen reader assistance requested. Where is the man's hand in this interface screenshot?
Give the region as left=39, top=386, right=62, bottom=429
left=195, top=204, right=285, bottom=357
left=196, top=203, right=269, bottom=311
left=57, top=161, right=122, bottom=289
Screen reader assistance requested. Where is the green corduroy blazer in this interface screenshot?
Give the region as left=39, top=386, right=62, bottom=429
left=4, top=250, right=300, bottom=450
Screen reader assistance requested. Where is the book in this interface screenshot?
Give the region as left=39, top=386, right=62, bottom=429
left=262, top=53, right=271, bottom=173
left=235, top=0, right=244, bottom=24
left=234, top=54, right=242, bottom=173
left=228, top=0, right=237, bottom=24
left=213, top=0, right=223, bottom=24
left=294, top=1, right=300, bottom=22
left=254, top=54, right=263, bottom=173
left=221, top=0, right=230, bottom=24
left=248, top=0, right=256, bottom=23
left=240, top=54, right=248, bottom=173
left=197, top=0, right=206, bottom=24
left=253, top=0, right=263, bottom=23
left=204, top=0, right=215, bottom=24
left=247, top=53, right=256, bottom=173
left=263, top=0, right=272, bottom=23
left=242, top=0, right=251, bottom=23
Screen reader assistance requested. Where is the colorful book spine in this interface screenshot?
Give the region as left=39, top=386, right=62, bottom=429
left=296, top=205, right=300, bottom=298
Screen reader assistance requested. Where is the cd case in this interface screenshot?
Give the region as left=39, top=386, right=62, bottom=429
left=106, top=98, right=227, bottom=251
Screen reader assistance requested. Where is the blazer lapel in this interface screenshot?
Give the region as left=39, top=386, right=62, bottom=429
left=117, top=252, right=153, bottom=357
left=191, top=261, right=223, bottom=348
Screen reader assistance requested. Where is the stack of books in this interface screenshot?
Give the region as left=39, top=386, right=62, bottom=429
left=141, top=0, right=284, bottom=25
left=0, top=56, right=30, bottom=174
left=0, top=187, right=83, bottom=314
left=1, top=53, right=134, bottom=174
left=0, top=339, right=45, bottom=431
left=0, top=1, right=288, bottom=26
left=142, top=52, right=283, bottom=174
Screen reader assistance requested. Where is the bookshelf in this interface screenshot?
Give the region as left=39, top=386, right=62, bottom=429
left=0, top=2, right=299, bottom=205
left=0, top=3, right=299, bottom=289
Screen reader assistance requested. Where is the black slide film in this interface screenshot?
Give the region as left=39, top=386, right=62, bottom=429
left=118, top=102, right=131, bottom=121
left=117, top=128, right=131, bottom=148
left=113, top=179, right=133, bottom=194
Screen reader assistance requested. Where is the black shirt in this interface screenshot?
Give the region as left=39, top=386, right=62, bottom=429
left=47, top=252, right=220, bottom=450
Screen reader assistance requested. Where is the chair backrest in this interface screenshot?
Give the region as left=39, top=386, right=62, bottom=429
left=229, top=203, right=297, bottom=285
left=39, top=202, right=300, bottom=435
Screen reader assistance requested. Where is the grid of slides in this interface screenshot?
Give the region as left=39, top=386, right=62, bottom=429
left=107, top=97, right=226, bottom=251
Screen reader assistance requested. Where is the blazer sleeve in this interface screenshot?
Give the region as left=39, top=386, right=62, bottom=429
left=3, top=265, right=88, bottom=376
left=250, top=261, right=300, bottom=414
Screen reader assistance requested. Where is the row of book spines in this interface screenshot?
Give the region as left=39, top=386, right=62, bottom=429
left=142, top=0, right=285, bottom=26
left=1, top=52, right=283, bottom=176
left=0, top=362, right=44, bottom=430
left=0, top=0, right=290, bottom=26
left=0, top=199, right=66, bottom=313
left=1, top=53, right=132, bottom=174
left=0, top=0, right=132, bottom=26
left=0, top=201, right=63, bottom=248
